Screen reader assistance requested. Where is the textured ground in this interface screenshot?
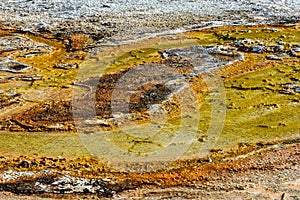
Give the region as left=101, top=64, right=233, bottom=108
left=1, top=0, right=300, bottom=43
left=0, top=0, right=300, bottom=199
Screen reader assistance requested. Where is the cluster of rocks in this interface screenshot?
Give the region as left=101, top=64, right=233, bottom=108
left=205, top=45, right=244, bottom=61
left=0, top=170, right=122, bottom=196
left=280, top=83, right=300, bottom=95
left=40, top=175, right=115, bottom=194
left=0, top=34, right=52, bottom=70
left=231, top=38, right=300, bottom=60
left=233, top=39, right=274, bottom=53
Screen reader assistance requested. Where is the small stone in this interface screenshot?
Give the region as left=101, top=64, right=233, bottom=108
left=228, top=102, right=237, bottom=109
left=292, top=47, right=300, bottom=52
left=262, top=28, right=278, bottom=32
left=274, top=45, right=284, bottom=52
left=294, top=87, right=300, bottom=93
left=53, top=63, right=78, bottom=70
left=239, top=30, right=251, bottom=33
left=251, top=46, right=264, bottom=53
left=18, top=160, right=30, bottom=168
left=242, top=39, right=254, bottom=45
left=290, top=50, right=300, bottom=58
left=266, top=55, right=282, bottom=60
left=0, top=60, right=32, bottom=73
left=31, top=161, right=38, bottom=166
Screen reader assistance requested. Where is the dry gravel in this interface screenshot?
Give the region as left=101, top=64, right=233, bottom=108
left=1, top=0, right=300, bottom=43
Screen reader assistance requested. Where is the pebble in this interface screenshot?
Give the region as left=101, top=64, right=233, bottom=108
left=292, top=47, right=300, bottom=52
left=294, top=87, right=300, bottom=93
left=0, top=60, right=32, bottom=73
left=239, top=30, right=251, bottom=33
left=84, top=119, right=109, bottom=126
left=266, top=55, right=282, bottom=60
left=280, top=35, right=287, bottom=38
left=262, top=28, right=278, bottom=32
left=53, top=63, right=78, bottom=70
left=8, top=75, right=43, bottom=82
left=18, top=160, right=30, bottom=168
left=242, top=39, right=255, bottom=45
left=274, top=45, right=284, bottom=52
left=49, top=124, right=64, bottom=129
left=251, top=46, right=264, bottom=53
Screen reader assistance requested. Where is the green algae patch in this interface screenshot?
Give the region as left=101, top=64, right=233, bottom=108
left=0, top=131, right=90, bottom=158
left=104, top=48, right=161, bottom=74
left=196, top=62, right=300, bottom=151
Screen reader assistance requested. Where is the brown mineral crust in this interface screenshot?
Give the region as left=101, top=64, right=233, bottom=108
left=161, top=55, right=195, bottom=75
left=11, top=101, right=74, bottom=131
left=93, top=70, right=124, bottom=119
left=0, top=93, right=22, bottom=110
left=7, top=65, right=178, bottom=131
left=122, top=142, right=300, bottom=188
left=91, top=63, right=184, bottom=119
left=0, top=139, right=298, bottom=199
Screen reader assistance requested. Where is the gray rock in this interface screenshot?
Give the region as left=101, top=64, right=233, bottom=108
left=50, top=175, right=106, bottom=194
left=292, top=47, right=300, bottom=52
left=251, top=46, right=264, bottom=53
left=266, top=55, right=282, bottom=60
left=0, top=60, right=32, bottom=73
left=0, top=35, right=52, bottom=53
left=294, top=87, right=300, bottom=93
left=18, top=160, right=30, bottom=168
left=277, top=41, right=286, bottom=45
left=262, top=28, right=279, bottom=32
left=274, top=45, right=284, bottom=52
left=53, top=63, right=78, bottom=70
